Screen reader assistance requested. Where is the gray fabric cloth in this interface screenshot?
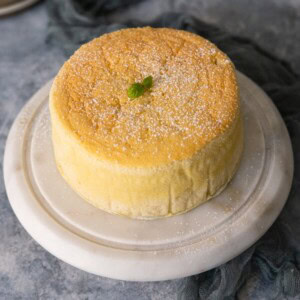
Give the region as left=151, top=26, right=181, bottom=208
left=46, top=0, right=300, bottom=299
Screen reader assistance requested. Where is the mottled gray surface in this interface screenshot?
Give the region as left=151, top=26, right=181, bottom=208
left=0, top=1, right=300, bottom=299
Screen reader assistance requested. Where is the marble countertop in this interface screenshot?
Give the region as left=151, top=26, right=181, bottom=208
left=0, top=1, right=299, bottom=299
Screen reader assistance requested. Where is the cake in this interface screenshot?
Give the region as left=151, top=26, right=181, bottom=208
left=49, top=27, right=243, bottom=219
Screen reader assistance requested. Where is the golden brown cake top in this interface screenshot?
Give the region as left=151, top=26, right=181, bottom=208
left=51, top=27, right=239, bottom=166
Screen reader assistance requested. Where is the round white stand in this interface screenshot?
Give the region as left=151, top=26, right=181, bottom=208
left=3, top=72, right=293, bottom=281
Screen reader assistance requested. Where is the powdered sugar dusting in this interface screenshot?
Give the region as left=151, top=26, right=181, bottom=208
left=54, top=27, right=238, bottom=164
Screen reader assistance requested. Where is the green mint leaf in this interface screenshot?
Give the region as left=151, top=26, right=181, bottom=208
left=128, top=83, right=145, bottom=99
left=142, top=76, right=153, bottom=89
left=127, top=76, right=153, bottom=100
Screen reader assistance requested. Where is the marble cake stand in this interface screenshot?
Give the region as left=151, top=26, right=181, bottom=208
left=3, top=72, right=293, bottom=281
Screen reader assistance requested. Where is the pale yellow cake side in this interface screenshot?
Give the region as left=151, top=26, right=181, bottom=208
left=50, top=87, right=243, bottom=218
left=49, top=27, right=243, bottom=218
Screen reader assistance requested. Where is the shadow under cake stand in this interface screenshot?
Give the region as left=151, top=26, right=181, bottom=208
left=3, top=71, right=294, bottom=281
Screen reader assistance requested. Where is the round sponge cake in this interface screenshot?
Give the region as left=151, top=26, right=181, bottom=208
left=49, top=27, right=243, bottom=218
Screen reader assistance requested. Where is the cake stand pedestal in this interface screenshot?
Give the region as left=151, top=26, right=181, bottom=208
left=3, top=72, right=293, bottom=281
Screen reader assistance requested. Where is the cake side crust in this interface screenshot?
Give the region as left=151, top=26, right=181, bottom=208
left=50, top=88, right=243, bottom=218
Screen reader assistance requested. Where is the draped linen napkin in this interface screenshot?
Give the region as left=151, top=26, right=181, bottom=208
left=46, top=1, right=300, bottom=298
